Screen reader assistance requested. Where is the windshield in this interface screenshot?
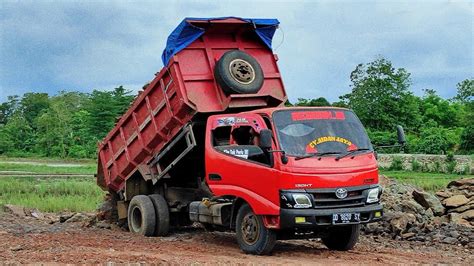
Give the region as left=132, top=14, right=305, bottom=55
left=273, top=109, right=373, bottom=157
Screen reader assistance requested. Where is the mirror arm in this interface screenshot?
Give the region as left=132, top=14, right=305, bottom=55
left=268, top=150, right=288, bottom=164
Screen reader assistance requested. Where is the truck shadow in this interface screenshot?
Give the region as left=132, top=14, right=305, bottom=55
left=170, top=226, right=329, bottom=255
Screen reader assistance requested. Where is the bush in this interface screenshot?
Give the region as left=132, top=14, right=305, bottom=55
left=416, top=127, right=459, bottom=154
left=446, top=161, right=457, bottom=174
left=389, top=156, right=403, bottom=170
left=410, top=158, right=421, bottom=171
left=460, top=125, right=474, bottom=153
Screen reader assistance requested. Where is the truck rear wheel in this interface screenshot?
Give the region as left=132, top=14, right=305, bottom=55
left=236, top=204, right=276, bottom=255
left=148, top=194, right=170, bottom=236
left=127, top=195, right=156, bottom=236
left=322, top=224, right=360, bottom=251
left=214, top=50, right=264, bottom=95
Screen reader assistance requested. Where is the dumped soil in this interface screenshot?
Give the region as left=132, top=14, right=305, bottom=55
left=0, top=212, right=471, bottom=264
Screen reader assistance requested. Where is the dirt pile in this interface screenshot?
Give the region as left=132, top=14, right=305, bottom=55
left=363, top=176, right=474, bottom=248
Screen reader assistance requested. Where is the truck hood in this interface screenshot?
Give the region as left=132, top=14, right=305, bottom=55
left=279, top=152, right=378, bottom=175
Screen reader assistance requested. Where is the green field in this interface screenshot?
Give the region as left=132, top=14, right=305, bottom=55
left=0, top=159, right=102, bottom=213
left=0, top=162, right=96, bottom=175
left=380, top=170, right=470, bottom=191
left=0, top=176, right=104, bottom=212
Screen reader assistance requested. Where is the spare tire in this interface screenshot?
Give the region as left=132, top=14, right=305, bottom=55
left=214, top=50, right=264, bottom=94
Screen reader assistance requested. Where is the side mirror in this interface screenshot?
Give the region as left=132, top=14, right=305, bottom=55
left=259, top=129, right=273, bottom=149
left=396, top=125, right=406, bottom=145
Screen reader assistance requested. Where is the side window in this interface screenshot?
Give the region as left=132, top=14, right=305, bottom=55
left=212, top=126, right=231, bottom=146
left=212, top=125, right=270, bottom=166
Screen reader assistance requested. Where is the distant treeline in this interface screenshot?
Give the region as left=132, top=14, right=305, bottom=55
left=0, top=57, right=472, bottom=158
left=0, top=86, right=134, bottom=158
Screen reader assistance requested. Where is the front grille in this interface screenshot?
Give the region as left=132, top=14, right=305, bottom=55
left=307, top=186, right=367, bottom=209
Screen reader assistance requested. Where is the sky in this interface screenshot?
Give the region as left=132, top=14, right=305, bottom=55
left=0, top=0, right=472, bottom=103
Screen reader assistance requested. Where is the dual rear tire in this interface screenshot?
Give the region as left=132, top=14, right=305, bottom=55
left=127, top=194, right=170, bottom=237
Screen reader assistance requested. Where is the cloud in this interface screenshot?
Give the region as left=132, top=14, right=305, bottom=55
left=0, top=0, right=472, bottom=103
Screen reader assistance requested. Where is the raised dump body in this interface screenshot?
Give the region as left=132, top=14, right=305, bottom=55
left=97, top=17, right=287, bottom=192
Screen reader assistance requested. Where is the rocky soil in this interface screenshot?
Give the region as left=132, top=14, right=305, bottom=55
left=363, top=176, right=474, bottom=247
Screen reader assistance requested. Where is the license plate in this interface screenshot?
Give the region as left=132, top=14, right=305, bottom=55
left=332, top=213, right=360, bottom=224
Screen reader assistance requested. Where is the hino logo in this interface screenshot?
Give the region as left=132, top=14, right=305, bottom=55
left=335, top=188, right=348, bottom=199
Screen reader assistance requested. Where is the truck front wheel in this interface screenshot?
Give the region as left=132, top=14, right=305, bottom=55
left=236, top=204, right=276, bottom=255
left=322, top=224, right=360, bottom=251
left=127, top=195, right=156, bottom=236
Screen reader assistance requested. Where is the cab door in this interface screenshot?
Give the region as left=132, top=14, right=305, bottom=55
left=205, top=114, right=280, bottom=215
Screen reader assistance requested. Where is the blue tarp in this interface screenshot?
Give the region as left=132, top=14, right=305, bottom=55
left=161, top=17, right=280, bottom=66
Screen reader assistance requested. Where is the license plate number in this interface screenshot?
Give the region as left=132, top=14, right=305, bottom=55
left=332, top=213, right=360, bottom=224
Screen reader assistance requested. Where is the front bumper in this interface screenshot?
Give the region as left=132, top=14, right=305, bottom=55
left=280, top=203, right=383, bottom=229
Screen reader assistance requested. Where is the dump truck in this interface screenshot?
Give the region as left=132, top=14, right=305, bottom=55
left=97, top=17, right=403, bottom=255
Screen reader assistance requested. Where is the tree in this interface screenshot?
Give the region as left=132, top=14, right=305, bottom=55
left=295, top=97, right=331, bottom=107
left=454, top=79, right=473, bottom=103
left=0, top=95, right=19, bottom=125
left=340, top=57, right=421, bottom=131
left=86, top=86, right=135, bottom=139
left=20, top=92, right=50, bottom=127
left=419, top=89, right=463, bottom=128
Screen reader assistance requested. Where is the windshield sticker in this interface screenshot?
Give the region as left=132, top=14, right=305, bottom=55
left=292, top=111, right=345, bottom=121
left=216, top=117, right=249, bottom=127
left=307, top=136, right=358, bottom=151
left=222, top=148, right=249, bottom=159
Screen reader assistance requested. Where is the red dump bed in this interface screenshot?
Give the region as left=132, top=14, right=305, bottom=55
left=97, top=18, right=287, bottom=192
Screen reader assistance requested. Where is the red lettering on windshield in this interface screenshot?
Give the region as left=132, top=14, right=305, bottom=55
left=291, top=111, right=345, bottom=121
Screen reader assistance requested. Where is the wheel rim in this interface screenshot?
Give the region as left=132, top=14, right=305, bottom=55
left=229, top=59, right=255, bottom=85
left=241, top=213, right=259, bottom=245
left=131, top=206, right=143, bottom=232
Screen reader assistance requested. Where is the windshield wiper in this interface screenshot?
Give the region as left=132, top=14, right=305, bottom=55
left=335, top=148, right=371, bottom=161
left=295, top=152, right=341, bottom=161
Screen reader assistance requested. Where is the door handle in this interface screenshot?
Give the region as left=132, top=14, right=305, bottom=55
left=209, top=173, right=222, bottom=181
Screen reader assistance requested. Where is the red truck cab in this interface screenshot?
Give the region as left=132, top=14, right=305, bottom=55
left=203, top=107, right=382, bottom=252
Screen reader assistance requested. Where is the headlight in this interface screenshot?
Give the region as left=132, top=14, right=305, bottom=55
left=292, top=194, right=312, bottom=208
left=280, top=192, right=313, bottom=208
left=366, top=187, right=380, bottom=203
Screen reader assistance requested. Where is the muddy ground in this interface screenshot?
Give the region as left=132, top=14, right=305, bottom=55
left=0, top=212, right=471, bottom=264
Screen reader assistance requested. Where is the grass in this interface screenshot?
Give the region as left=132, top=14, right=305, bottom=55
left=0, top=176, right=105, bottom=212
left=0, top=157, right=102, bottom=213
left=0, top=162, right=96, bottom=175
left=380, top=170, right=470, bottom=191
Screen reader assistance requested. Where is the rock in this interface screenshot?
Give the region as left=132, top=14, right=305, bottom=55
left=443, top=195, right=469, bottom=208
left=449, top=230, right=460, bottom=239
left=28, top=209, right=45, bottom=220
left=425, top=208, right=434, bottom=219
left=447, top=178, right=474, bottom=188
left=412, top=190, right=445, bottom=216
left=59, top=214, right=74, bottom=223
left=442, top=237, right=458, bottom=244
left=65, top=213, right=91, bottom=223
left=390, top=213, right=416, bottom=234
left=460, top=209, right=474, bottom=220
left=401, top=199, right=425, bottom=214
left=401, top=232, right=415, bottom=239
left=448, top=213, right=472, bottom=227
left=96, top=221, right=112, bottom=229
left=10, top=245, right=23, bottom=251
left=3, top=204, right=25, bottom=217
left=435, top=191, right=452, bottom=198
left=448, top=203, right=474, bottom=214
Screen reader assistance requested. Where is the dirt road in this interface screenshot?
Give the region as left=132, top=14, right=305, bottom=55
left=0, top=213, right=470, bottom=264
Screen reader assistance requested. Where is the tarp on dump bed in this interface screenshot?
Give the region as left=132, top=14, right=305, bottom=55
left=161, top=17, right=280, bottom=66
